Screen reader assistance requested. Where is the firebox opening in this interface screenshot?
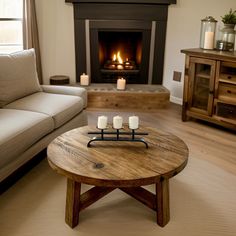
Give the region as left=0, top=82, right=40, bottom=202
left=98, top=31, right=143, bottom=84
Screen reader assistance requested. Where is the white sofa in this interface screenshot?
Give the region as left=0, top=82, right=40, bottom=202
left=0, top=49, right=87, bottom=183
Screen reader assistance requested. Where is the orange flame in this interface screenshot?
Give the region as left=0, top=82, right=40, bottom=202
left=112, top=51, right=123, bottom=64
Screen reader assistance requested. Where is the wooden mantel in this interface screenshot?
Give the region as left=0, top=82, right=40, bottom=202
left=65, top=0, right=176, bottom=4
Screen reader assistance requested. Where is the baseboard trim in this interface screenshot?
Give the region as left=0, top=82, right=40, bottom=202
left=170, top=96, right=183, bottom=105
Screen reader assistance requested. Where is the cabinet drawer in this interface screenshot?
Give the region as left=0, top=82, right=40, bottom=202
left=219, top=73, right=236, bottom=83
left=215, top=102, right=236, bottom=120
left=219, top=61, right=236, bottom=85
left=218, top=83, right=236, bottom=101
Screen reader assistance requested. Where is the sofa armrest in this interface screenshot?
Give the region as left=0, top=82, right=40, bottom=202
left=41, top=85, right=87, bottom=108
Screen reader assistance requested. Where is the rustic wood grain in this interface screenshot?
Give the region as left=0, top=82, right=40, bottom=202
left=47, top=125, right=188, bottom=228
left=86, top=104, right=236, bottom=174
left=74, top=84, right=170, bottom=111
left=214, top=61, right=221, bottom=97
left=156, top=178, right=170, bottom=227
left=181, top=48, right=236, bottom=62
left=120, top=187, right=156, bottom=210
left=189, top=57, right=216, bottom=116
left=182, top=55, right=190, bottom=121
left=79, top=186, right=115, bottom=211
left=87, top=90, right=170, bottom=110
left=65, top=179, right=81, bottom=228
left=47, top=126, right=188, bottom=187
left=182, top=48, right=236, bottom=130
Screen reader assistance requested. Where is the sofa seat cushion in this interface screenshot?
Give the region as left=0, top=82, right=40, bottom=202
left=5, top=92, right=84, bottom=128
left=0, top=109, right=54, bottom=169
left=0, top=49, right=42, bottom=108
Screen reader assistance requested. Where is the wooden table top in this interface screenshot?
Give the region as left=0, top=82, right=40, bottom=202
left=47, top=126, right=189, bottom=187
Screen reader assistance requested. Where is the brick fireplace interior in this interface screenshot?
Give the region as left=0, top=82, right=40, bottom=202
left=66, top=0, right=176, bottom=84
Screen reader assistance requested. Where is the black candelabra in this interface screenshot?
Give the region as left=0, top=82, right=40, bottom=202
left=87, top=127, right=149, bottom=148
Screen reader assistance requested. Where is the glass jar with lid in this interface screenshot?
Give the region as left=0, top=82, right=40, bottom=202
left=216, top=24, right=236, bottom=51
left=200, top=16, right=217, bottom=50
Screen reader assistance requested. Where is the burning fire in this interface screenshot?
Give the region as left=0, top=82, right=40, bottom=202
left=112, top=51, right=123, bottom=64
left=106, top=51, right=133, bottom=70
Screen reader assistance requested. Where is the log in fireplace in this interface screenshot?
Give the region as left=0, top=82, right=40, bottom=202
left=66, top=0, right=176, bottom=84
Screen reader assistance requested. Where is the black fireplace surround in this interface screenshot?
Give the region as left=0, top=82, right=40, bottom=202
left=66, top=0, right=176, bottom=84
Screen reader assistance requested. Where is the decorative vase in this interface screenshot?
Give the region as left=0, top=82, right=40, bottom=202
left=216, top=24, right=236, bottom=51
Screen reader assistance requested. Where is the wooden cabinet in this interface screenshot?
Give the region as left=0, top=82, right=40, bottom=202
left=181, top=48, right=236, bottom=131
left=188, top=57, right=216, bottom=115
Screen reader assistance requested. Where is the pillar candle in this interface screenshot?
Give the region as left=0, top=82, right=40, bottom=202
left=117, top=78, right=126, bottom=90
left=204, top=31, right=214, bottom=49
left=97, top=116, right=108, bottom=129
left=129, top=116, right=139, bottom=129
left=80, top=73, right=89, bottom=86
left=113, top=116, right=123, bottom=129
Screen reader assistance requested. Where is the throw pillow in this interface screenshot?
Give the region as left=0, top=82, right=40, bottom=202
left=0, top=49, right=42, bottom=107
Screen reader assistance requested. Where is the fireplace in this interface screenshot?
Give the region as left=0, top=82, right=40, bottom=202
left=66, top=0, right=176, bottom=84
left=99, top=31, right=142, bottom=83
left=90, top=21, right=151, bottom=84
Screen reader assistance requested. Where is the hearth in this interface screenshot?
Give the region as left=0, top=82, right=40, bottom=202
left=66, top=0, right=176, bottom=84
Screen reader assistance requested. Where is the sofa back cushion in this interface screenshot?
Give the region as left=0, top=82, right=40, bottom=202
left=0, top=49, right=42, bottom=107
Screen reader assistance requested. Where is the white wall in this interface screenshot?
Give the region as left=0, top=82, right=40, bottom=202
left=35, top=0, right=76, bottom=85
left=165, top=0, right=236, bottom=104
left=35, top=0, right=236, bottom=102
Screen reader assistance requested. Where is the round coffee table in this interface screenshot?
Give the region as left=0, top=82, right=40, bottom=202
left=47, top=126, right=188, bottom=228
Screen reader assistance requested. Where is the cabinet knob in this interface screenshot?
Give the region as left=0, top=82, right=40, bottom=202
left=227, top=90, right=232, bottom=94
left=227, top=76, right=232, bottom=79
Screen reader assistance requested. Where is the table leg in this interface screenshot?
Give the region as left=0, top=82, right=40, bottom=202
left=65, top=179, right=81, bottom=228
left=156, top=178, right=170, bottom=227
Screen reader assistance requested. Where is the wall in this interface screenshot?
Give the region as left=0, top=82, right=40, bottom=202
left=35, top=0, right=76, bottom=85
left=164, top=0, right=236, bottom=104
left=35, top=0, right=236, bottom=103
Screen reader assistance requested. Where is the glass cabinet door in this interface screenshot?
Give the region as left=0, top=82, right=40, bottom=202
left=189, top=57, right=216, bottom=115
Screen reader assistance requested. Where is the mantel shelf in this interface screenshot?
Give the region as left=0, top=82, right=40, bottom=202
left=65, top=0, right=176, bottom=5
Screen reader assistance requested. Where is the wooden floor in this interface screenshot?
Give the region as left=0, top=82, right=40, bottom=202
left=1, top=104, right=236, bottom=236
left=87, top=103, right=236, bottom=176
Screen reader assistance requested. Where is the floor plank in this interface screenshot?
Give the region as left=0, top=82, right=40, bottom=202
left=87, top=103, right=236, bottom=175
